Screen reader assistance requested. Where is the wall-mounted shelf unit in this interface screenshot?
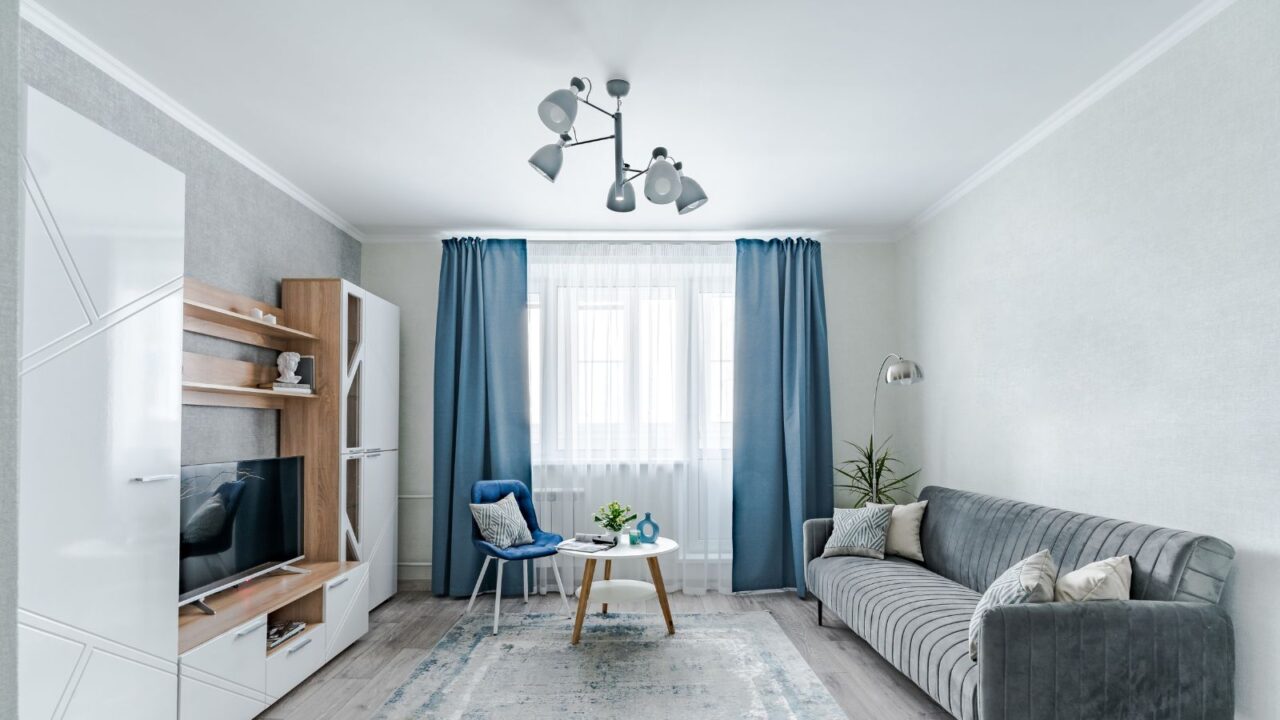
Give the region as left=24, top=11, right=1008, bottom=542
left=181, top=279, right=318, bottom=409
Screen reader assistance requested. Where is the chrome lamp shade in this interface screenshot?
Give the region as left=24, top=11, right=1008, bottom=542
left=885, top=359, right=924, bottom=384
left=675, top=174, right=708, bottom=214
left=538, top=88, right=578, bottom=134
left=528, top=140, right=565, bottom=182
left=606, top=181, right=635, bottom=212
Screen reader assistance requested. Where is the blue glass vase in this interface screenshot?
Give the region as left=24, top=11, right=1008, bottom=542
left=636, top=512, right=659, bottom=543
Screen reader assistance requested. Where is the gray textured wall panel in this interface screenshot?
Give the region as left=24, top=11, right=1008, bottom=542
left=2, top=1, right=20, bottom=715
left=20, top=23, right=360, bottom=466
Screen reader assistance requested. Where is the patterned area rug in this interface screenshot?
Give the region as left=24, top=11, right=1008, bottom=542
left=376, top=611, right=847, bottom=719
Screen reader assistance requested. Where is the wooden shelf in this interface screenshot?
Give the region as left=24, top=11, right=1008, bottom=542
left=182, top=381, right=316, bottom=409
left=184, top=299, right=318, bottom=345
left=179, top=561, right=358, bottom=654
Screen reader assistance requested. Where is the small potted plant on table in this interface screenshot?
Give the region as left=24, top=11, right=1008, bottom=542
left=593, top=501, right=637, bottom=544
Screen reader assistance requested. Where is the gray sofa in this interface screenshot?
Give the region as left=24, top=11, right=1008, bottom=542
left=803, top=485, right=1235, bottom=720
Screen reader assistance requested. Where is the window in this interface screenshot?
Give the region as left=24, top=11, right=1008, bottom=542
left=526, top=242, right=735, bottom=593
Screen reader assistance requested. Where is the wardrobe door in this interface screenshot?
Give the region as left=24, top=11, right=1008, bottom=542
left=362, top=450, right=399, bottom=609
left=19, top=87, right=183, bottom=717
left=361, top=293, right=400, bottom=452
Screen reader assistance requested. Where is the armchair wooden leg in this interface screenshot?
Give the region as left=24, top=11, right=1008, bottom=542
left=467, top=556, right=491, bottom=613
left=493, top=560, right=505, bottom=635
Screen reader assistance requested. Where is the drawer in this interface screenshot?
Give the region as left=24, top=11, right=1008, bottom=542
left=180, top=614, right=267, bottom=695
left=324, top=565, right=370, bottom=659
left=179, top=673, right=266, bottom=720
left=265, top=625, right=326, bottom=700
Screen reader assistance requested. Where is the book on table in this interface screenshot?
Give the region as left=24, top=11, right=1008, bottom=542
left=557, top=532, right=618, bottom=553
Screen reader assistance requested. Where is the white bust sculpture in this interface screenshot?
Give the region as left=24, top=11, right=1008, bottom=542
left=276, top=351, right=302, bottom=384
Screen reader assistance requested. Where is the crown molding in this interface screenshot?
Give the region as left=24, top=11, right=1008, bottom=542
left=908, top=0, right=1239, bottom=231
left=359, top=226, right=897, bottom=244
left=19, top=0, right=365, bottom=242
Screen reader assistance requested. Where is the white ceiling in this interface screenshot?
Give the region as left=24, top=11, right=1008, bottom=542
left=32, top=0, right=1204, bottom=237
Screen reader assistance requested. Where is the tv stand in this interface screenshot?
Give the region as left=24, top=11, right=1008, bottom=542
left=267, top=564, right=310, bottom=576
left=190, top=599, right=215, bottom=616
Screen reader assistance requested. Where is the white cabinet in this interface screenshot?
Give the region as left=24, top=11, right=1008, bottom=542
left=180, top=616, right=268, bottom=697
left=335, top=282, right=401, bottom=609
left=363, top=451, right=400, bottom=609
left=362, top=292, right=401, bottom=453
left=19, top=87, right=184, bottom=719
left=266, top=626, right=327, bottom=700
left=324, top=563, right=371, bottom=658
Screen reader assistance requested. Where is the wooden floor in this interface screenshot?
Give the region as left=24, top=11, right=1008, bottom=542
left=261, top=589, right=950, bottom=720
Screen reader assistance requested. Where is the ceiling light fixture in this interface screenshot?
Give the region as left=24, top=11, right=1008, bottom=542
left=528, top=77, right=709, bottom=214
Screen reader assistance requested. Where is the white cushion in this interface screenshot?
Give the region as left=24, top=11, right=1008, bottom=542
left=867, top=500, right=927, bottom=562
left=1055, top=555, right=1132, bottom=602
left=969, top=549, right=1057, bottom=659
left=469, top=493, right=533, bottom=549
left=822, top=505, right=893, bottom=559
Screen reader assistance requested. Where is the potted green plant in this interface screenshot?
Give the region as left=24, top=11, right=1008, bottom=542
left=834, top=435, right=919, bottom=507
left=593, top=501, right=637, bottom=543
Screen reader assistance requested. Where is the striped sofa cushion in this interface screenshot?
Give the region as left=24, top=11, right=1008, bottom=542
left=807, top=555, right=981, bottom=720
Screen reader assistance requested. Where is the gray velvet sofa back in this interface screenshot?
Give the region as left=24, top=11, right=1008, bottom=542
left=918, top=486, right=1234, bottom=603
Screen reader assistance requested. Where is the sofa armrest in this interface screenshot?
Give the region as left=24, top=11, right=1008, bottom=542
left=802, top=518, right=833, bottom=569
left=979, top=600, right=1234, bottom=720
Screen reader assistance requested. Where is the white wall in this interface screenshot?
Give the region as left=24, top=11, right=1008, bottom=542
left=821, top=239, right=910, bottom=507
left=361, top=240, right=443, bottom=586
left=362, top=236, right=899, bottom=588
left=897, top=0, right=1280, bottom=716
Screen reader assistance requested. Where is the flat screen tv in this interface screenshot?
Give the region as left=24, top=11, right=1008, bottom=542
left=179, top=456, right=304, bottom=606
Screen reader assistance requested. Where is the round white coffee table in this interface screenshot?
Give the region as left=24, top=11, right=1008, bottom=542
left=556, top=536, right=679, bottom=644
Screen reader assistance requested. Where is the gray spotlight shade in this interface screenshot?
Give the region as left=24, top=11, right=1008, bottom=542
left=644, top=157, right=682, bottom=204
left=606, top=181, right=635, bottom=212
left=538, top=88, right=578, bottom=134
left=676, top=174, right=708, bottom=214
left=528, top=142, right=564, bottom=182
left=885, top=359, right=924, bottom=384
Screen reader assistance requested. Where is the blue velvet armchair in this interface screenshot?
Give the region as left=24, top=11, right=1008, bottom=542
left=467, top=480, right=570, bottom=634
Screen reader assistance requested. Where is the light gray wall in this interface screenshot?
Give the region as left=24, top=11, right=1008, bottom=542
left=897, top=0, right=1280, bottom=716
left=820, top=239, right=909, bottom=508
left=359, top=237, right=902, bottom=587
left=1, top=0, right=20, bottom=715
left=20, top=24, right=361, bottom=465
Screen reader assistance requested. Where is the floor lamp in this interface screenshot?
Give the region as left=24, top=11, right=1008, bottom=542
left=870, top=353, right=925, bottom=500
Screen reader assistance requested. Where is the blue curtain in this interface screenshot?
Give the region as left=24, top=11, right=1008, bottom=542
left=432, top=238, right=531, bottom=597
left=732, top=238, right=833, bottom=596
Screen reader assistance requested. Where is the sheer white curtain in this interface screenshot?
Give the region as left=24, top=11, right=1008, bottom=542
left=528, top=242, right=734, bottom=594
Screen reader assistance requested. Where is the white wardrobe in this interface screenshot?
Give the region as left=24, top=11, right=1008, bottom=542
left=337, top=282, right=401, bottom=610
left=18, top=88, right=186, bottom=718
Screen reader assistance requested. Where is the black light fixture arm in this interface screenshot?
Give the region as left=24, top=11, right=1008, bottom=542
left=565, top=134, right=615, bottom=148
left=578, top=98, right=616, bottom=118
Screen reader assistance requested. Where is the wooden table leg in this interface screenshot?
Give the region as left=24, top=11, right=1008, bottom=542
left=647, top=556, right=675, bottom=635
left=571, top=558, right=597, bottom=645
left=601, top=559, right=612, bottom=615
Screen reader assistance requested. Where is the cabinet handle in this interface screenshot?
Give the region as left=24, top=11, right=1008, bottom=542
left=328, top=576, right=350, bottom=590
left=365, top=453, right=382, bottom=459
left=286, top=637, right=312, bottom=655
left=235, top=620, right=266, bottom=638
left=131, top=474, right=177, bottom=483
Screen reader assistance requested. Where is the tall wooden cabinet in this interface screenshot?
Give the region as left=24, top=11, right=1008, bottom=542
left=18, top=88, right=185, bottom=719
left=284, top=280, right=401, bottom=610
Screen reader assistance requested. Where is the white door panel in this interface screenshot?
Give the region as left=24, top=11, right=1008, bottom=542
left=20, top=189, right=90, bottom=357
left=179, top=674, right=265, bottom=720
left=25, top=88, right=184, bottom=317
left=17, top=623, right=83, bottom=720
left=19, top=292, right=182, bottom=660
left=364, top=451, right=399, bottom=609
left=62, top=650, right=177, bottom=720
left=362, top=294, right=400, bottom=452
